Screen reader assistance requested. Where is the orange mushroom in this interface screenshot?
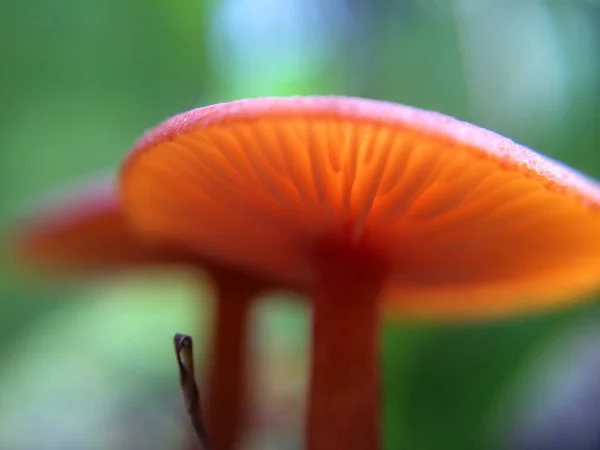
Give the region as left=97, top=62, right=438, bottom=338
left=11, top=176, right=282, bottom=450
left=119, top=96, right=600, bottom=450
left=12, top=175, right=166, bottom=272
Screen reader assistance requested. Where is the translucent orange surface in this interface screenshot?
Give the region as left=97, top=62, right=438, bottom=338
left=120, top=97, right=600, bottom=318
left=11, top=177, right=182, bottom=273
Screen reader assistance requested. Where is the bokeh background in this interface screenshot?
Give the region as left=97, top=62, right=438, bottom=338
left=2, top=1, right=600, bottom=449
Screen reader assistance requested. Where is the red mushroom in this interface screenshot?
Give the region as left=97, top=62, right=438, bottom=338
left=11, top=176, right=282, bottom=450
left=12, top=175, right=164, bottom=271
left=119, top=96, right=600, bottom=450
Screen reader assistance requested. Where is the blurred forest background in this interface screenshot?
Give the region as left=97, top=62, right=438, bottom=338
left=2, top=0, right=600, bottom=449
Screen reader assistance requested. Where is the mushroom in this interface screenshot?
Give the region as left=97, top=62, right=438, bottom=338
left=11, top=176, right=282, bottom=450
left=119, top=96, right=600, bottom=450
left=12, top=175, right=165, bottom=272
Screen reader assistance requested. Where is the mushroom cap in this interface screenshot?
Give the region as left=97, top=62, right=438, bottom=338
left=121, top=96, right=600, bottom=319
left=10, top=176, right=180, bottom=274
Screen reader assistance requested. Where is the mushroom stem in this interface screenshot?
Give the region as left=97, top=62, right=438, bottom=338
left=307, top=252, right=384, bottom=450
left=204, top=275, right=257, bottom=450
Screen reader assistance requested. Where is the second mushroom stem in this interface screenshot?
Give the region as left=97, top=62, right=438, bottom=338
left=307, top=255, right=384, bottom=450
left=202, top=275, right=258, bottom=450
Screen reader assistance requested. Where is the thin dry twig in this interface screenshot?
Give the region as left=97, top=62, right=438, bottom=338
left=174, top=333, right=211, bottom=450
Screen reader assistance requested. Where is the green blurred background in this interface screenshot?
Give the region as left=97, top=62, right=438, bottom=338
left=2, top=1, right=600, bottom=449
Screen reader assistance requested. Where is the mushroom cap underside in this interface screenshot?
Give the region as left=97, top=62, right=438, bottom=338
left=121, top=96, right=600, bottom=318
left=10, top=178, right=178, bottom=273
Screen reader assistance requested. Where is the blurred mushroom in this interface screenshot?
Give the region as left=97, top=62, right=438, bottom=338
left=120, top=96, right=600, bottom=450
left=10, top=176, right=287, bottom=450
left=12, top=175, right=169, bottom=271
